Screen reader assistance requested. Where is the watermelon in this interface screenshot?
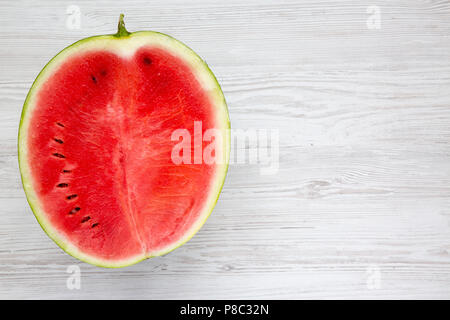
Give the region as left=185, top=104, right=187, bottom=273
left=18, top=15, right=230, bottom=267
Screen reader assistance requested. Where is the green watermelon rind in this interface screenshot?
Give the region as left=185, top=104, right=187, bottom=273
left=18, top=29, right=230, bottom=268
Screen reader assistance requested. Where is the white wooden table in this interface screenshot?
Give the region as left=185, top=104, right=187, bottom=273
left=1, top=0, right=449, bottom=299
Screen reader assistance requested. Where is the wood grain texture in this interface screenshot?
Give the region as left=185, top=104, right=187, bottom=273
left=1, top=0, right=450, bottom=299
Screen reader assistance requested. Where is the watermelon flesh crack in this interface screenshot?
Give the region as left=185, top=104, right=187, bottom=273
left=24, top=45, right=225, bottom=265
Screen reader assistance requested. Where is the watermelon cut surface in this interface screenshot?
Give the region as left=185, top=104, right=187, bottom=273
left=18, top=15, right=230, bottom=267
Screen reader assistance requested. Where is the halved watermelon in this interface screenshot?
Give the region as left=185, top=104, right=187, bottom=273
left=18, top=15, right=230, bottom=267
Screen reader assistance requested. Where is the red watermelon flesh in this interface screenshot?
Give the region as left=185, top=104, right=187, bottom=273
left=19, top=19, right=229, bottom=267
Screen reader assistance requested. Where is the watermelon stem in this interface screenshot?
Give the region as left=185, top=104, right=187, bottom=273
left=115, top=14, right=130, bottom=37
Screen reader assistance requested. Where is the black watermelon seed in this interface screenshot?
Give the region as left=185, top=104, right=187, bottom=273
left=143, top=57, right=152, bottom=65
left=69, top=207, right=80, bottom=215
left=52, top=153, right=65, bottom=158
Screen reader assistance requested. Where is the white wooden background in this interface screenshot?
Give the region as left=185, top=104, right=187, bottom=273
left=0, top=0, right=449, bottom=299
